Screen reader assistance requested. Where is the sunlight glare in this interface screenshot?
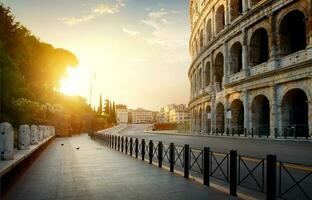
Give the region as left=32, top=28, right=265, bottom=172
left=60, top=66, right=90, bottom=96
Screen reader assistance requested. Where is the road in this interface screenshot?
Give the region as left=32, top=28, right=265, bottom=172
left=118, top=124, right=312, bottom=165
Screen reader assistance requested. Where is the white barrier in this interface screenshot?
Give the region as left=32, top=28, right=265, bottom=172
left=38, top=125, right=44, bottom=141
left=30, top=125, right=39, bottom=145
left=0, top=122, right=14, bottom=160
left=18, top=124, right=30, bottom=150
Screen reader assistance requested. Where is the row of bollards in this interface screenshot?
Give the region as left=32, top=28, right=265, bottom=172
left=98, top=134, right=278, bottom=200
left=0, top=122, right=55, bottom=160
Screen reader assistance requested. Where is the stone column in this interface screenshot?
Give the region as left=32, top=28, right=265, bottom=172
left=242, top=0, right=249, bottom=12
left=223, top=42, right=229, bottom=85
left=190, top=108, right=193, bottom=132
left=225, top=0, right=230, bottom=26
left=243, top=90, right=250, bottom=131
left=269, top=13, right=279, bottom=69
left=308, top=101, right=312, bottom=137
left=212, top=7, right=216, bottom=37
left=202, top=103, right=206, bottom=133
left=210, top=54, right=214, bottom=86
left=224, top=95, right=229, bottom=133
left=308, top=0, right=312, bottom=47
left=271, top=85, right=282, bottom=137
left=211, top=100, right=216, bottom=133
left=202, top=61, right=205, bottom=90
left=242, top=28, right=249, bottom=76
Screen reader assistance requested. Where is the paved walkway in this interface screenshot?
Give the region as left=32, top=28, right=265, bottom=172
left=4, top=134, right=227, bottom=200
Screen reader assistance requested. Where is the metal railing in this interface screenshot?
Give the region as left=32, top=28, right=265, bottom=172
left=94, top=133, right=312, bottom=200
left=202, top=125, right=310, bottom=139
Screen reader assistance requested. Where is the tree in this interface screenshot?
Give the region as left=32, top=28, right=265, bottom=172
left=97, top=94, right=103, bottom=115
left=104, top=99, right=110, bottom=116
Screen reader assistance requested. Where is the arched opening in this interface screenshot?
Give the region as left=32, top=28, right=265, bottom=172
left=230, top=42, right=243, bottom=74
left=250, top=0, right=261, bottom=6
left=206, top=19, right=212, bottom=43
left=250, top=28, right=269, bottom=66
left=215, top=53, right=224, bottom=89
left=206, top=106, right=212, bottom=133
left=230, top=0, right=243, bottom=21
left=216, top=103, right=225, bottom=133
left=279, top=10, right=306, bottom=56
left=282, top=89, right=309, bottom=137
left=200, top=29, right=204, bottom=49
left=215, top=5, right=225, bottom=34
left=231, top=99, right=244, bottom=133
left=205, top=62, right=211, bottom=86
left=252, top=95, right=270, bottom=136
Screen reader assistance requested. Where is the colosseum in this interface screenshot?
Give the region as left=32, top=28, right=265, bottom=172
left=188, top=0, right=312, bottom=138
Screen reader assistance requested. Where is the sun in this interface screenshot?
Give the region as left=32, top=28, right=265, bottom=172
left=60, top=67, right=89, bottom=96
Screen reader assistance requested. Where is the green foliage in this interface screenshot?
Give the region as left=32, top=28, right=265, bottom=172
left=0, top=3, right=102, bottom=133
left=11, top=98, right=40, bottom=125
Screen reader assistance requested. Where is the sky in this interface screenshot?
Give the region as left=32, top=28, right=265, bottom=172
left=3, top=0, right=191, bottom=111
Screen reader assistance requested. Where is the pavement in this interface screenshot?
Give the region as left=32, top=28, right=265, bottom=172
left=3, top=134, right=228, bottom=200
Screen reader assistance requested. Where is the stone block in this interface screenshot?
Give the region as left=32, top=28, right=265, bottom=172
left=18, top=124, right=30, bottom=150
left=30, top=125, right=39, bottom=145
left=0, top=122, right=14, bottom=160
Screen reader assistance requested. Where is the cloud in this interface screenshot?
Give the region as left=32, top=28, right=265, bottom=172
left=122, top=27, right=140, bottom=36
left=141, top=8, right=189, bottom=63
left=59, top=0, right=125, bottom=26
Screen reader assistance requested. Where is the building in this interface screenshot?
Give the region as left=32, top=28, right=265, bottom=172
left=188, top=0, right=312, bottom=138
left=116, top=104, right=128, bottom=124
left=152, top=111, right=161, bottom=123
left=169, top=109, right=190, bottom=123
left=160, top=104, right=190, bottom=123
left=131, top=108, right=153, bottom=124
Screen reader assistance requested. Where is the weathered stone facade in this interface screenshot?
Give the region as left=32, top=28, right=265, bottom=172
left=188, top=0, right=312, bottom=138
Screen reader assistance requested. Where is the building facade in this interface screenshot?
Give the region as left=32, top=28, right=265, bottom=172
left=169, top=109, right=190, bottom=123
left=160, top=104, right=190, bottom=123
left=116, top=104, right=129, bottom=124
left=131, top=108, right=153, bottom=124
left=188, top=0, right=312, bottom=138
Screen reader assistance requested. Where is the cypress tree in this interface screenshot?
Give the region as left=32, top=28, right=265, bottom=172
left=97, top=94, right=103, bottom=115
left=104, top=99, right=110, bottom=115
left=113, top=102, right=117, bottom=123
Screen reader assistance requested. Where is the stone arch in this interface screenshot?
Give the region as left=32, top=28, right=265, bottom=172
left=230, top=42, right=243, bottom=74
left=205, top=62, right=211, bottom=86
left=230, top=0, right=243, bottom=21
left=206, top=105, right=212, bottom=133
left=215, top=5, right=225, bottom=34
left=249, top=28, right=269, bottom=67
left=206, top=19, right=212, bottom=42
left=251, top=95, right=270, bottom=136
left=279, top=10, right=306, bottom=56
left=214, top=53, right=224, bottom=88
left=281, top=88, right=309, bottom=137
left=216, top=103, right=225, bottom=133
left=230, top=99, right=244, bottom=132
